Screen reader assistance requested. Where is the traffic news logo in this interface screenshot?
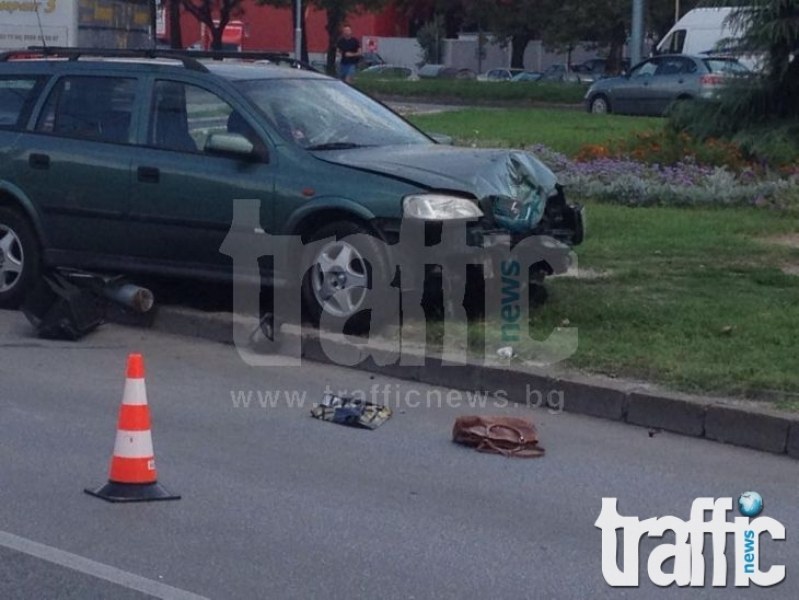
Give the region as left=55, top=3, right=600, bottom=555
left=595, top=494, right=786, bottom=587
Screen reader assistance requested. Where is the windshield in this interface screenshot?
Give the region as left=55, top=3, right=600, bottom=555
left=235, top=78, right=432, bottom=150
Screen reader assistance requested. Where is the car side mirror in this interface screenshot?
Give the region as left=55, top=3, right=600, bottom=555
left=205, top=133, right=258, bottom=160
left=429, top=132, right=453, bottom=145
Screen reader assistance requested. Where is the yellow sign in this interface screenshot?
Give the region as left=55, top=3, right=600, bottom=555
left=0, top=0, right=57, bottom=14
left=93, top=5, right=111, bottom=22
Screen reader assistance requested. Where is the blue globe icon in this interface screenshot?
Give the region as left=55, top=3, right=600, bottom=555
left=738, top=491, right=764, bottom=517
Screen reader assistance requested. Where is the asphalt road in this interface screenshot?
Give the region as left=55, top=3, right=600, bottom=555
left=1, top=308, right=799, bottom=599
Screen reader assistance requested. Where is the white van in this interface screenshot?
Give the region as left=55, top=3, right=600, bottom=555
left=655, top=7, right=762, bottom=70
left=656, top=7, right=738, bottom=55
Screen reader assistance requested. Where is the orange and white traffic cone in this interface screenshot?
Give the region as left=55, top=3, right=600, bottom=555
left=85, top=353, right=180, bottom=503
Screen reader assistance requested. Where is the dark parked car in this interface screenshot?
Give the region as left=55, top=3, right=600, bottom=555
left=0, top=48, right=583, bottom=328
left=584, top=54, right=748, bottom=116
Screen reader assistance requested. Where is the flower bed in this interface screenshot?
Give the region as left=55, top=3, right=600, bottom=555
left=530, top=144, right=799, bottom=208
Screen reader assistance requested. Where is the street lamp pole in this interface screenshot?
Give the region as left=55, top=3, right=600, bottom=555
left=675, top=0, right=680, bottom=25
left=294, top=0, right=302, bottom=61
left=630, top=0, right=645, bottom=66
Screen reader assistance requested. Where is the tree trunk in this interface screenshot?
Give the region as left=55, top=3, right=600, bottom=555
left=168, top=0, right=182, bottom=49
left=211, top=27, right=224, bottom=50
left=605, top=20, right=627, bottom=75
left=325, top=7, right=344, bottom=76
left=510, top=33, right=530, bottom=69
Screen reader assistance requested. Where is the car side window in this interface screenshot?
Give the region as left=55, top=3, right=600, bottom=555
left=36, top=76, right=136, bottom=143
left=149, top=80, right=263, bottom=156
left=0, top=77, right=44, bottom=130
left=680, top=58, right=698, bottom=74
left=655, top=58, right=686, bottom=76
left=632, top=60, right=658, bottom=78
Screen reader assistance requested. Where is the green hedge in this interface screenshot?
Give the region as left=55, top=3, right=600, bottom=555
left=353, top=79, right=587, bottom=104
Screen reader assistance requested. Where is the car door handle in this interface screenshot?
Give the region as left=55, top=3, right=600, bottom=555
left=137, top=166, right=160, bottom=183
left=29, top=153, right=50, bottom=169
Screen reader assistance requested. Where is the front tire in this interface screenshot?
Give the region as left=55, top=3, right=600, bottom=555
left=301, top=220, right=391, bottom=334
left=0, top=207, right=40, bottom=309
left=589, top=95, right=611, bottom=114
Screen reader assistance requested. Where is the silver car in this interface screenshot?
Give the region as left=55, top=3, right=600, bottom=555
left=584, top=54, right=748, bottom=116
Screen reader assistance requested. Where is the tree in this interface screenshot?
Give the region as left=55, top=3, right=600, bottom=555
left=462, top=0, right=542, bottom=68
left=162, top=0, right=183, bottom=48
left=723, top=0, right=799, bottom=118
left=470, top=0, right=700, bottom=71
left=668, top=1, right=799, bottom=162
left=649, top=0, right=700, bottom=41
left=393, top=0, right=467, bottom=38
left=181, top=0, right=245, bottom=50
left=416, top=15, right=445, bottom=64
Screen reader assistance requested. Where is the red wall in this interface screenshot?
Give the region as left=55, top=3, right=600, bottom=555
left=174, top=2, right=407, bottom=53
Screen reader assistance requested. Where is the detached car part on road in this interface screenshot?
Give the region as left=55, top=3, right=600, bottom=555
left=0, top=48, right=583, bottom=329
left=584, top=53, right=749, bottom=116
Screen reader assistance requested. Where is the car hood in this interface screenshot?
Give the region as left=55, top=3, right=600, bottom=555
left=313, top=144, right=558, bottom=230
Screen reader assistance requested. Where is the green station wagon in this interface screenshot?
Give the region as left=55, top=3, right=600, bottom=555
left=0, top=48, right=583, bottom=327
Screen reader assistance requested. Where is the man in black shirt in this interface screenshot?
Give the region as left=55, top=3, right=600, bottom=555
left=337, top=26, right=361, bottom=83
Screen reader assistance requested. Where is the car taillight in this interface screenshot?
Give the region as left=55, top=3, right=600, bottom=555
left=700, top=73, right=725, bottom=86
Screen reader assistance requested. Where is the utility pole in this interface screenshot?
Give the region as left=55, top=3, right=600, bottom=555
left=630, top=0, right=645, bottom=66
left=477, top=25, right=483, bottom=74
left=294, top=0, right=302, bottom=60
left=675, top=0, right=680, bottom=25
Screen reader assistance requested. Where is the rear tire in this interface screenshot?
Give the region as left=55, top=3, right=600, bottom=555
left=0, top=206, right=40, bottom=309
left=589, top=95, right=611, bottom=114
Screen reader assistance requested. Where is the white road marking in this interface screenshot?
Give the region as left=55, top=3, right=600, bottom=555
left=0, top=530, right=210, bottom=600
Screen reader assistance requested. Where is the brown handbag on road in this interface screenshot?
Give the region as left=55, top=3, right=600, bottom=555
left=452, top=415, right=545, bottom=458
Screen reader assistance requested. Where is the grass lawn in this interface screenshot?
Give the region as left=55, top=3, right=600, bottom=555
left=407, top=107, right=799, bottom=403
left=525, top=203, right=799, bottom=401
left=408, top=108, right=661, bottom=156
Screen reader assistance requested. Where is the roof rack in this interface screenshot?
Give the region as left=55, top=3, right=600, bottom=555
left=0, top=47, right=318, bottom=72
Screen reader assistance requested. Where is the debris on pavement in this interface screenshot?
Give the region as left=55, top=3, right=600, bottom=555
left=311, top=393, right=392, bottom=430
left=249, top=312, right=278, bottom=351
left=22, top=272, right=104, bottom=340
left=22, top=270, right=155, bottom=341
left=452, top=415, right=545, bottom=458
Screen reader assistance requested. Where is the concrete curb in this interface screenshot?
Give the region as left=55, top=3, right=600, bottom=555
left=147, top=306, right=799, bottom=458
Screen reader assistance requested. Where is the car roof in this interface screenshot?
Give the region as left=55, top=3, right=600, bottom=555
left=0, top=53, right=330, bottom=82
left=203, top=61, right=328, bottom=80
